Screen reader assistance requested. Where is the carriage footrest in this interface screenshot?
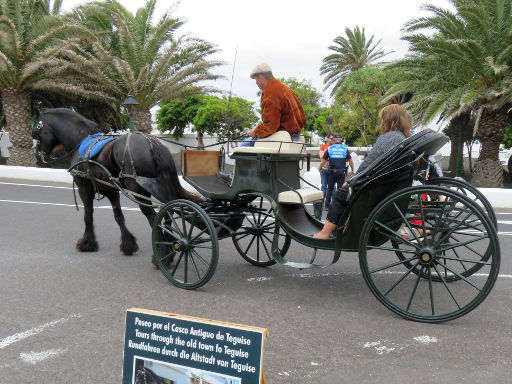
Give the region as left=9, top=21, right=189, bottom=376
left=278, top=188, right=323, bottom=204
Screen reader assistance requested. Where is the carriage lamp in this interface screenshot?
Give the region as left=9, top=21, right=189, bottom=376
left=122, top=95, right=139, bottom=132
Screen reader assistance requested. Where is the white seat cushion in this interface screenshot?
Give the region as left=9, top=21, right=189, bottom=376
left=278, top=188, right=323, bottom=204
left=233, top=131, right=304, bottom=154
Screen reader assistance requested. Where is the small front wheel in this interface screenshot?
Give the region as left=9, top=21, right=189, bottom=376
left=152, top=199, right=218, bottom=290
left=232, top=196, right=291, bottom=267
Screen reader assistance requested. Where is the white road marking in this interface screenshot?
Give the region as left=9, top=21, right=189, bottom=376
left=0, top=314, right=80, bottom=350
left=20, top=348, right=67, bottom=365
left=413, top=336, right=438, bottom=344
left=497, top=220, right=512, bottom=225
left=363, top=341, right=396, bottom=355
left=0, top=199, right=138, bottom=211
left=248, top=271, right=512, bottom=283
left=0, top=181, right=73, bottom=190
left=247, top=277, right=272, bottom=282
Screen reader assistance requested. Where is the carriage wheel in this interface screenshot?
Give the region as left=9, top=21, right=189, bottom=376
left=359, top=186, right=500, bottom=323
left=427, top=177, right=497, bottom=228
left=393, top=177, right=496, bottom=280
left=152, top=199, right=218, bottom=290
left=232, top=196, right=291, bottom=267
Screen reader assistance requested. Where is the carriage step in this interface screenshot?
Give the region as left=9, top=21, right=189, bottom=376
left=278, top=188, right=323, bottom=204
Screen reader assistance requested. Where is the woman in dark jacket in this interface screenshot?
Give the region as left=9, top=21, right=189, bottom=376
left=314, top=104, right=412, bottom=239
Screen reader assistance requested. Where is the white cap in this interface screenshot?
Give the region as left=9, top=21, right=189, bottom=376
left=250, top=63, right=272, bottom=78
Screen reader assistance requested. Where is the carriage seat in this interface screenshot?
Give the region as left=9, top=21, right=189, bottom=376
left=278, top=188, right=323, bottom=204
left=232, top=131, right=305, bottom=154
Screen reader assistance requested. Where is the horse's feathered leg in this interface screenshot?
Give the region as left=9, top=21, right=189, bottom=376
left=75, top=179, right=99, bottom=252
left=104, top=189, right=138, bottom=256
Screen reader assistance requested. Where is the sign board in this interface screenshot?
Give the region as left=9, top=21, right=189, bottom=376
left=123, top=308, right=268, bottom=384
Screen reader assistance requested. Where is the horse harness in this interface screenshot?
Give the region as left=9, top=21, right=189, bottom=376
left=76, top=132, right=162, bottom=205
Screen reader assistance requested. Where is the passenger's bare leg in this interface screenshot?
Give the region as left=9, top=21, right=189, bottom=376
left=314, top=220, right=337, bottom=239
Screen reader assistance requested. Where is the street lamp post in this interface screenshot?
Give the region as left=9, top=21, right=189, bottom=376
left=122, top=95, right=139, bottom=132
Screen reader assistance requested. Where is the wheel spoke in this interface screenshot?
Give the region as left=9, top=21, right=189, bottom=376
left=189, top=227, right=209, bottom=243
left=188, top=250, right=202, bottom=281
left=157, top=223, right=179, bottom=238
left=428, top=267, right=435, bottom=316
left=160, top=250, right=176, bottom=262
left=154, top=240, right=174, bottom=246
left=434, top=262, right=483, bottom=291
left=369, top=254, right=419, bottom=274
left=234, top=231, right=252, bottom=241
left=432, top=263, right=462, bottom=309
left=171, top=252, right=185, bottom=276
left=406, top=266, right=424, bottom=311
left=437, top=254, right=492, bottom=265
left=449, top=246, right=469, bottom=273
left=167, top=211, right=184, bottom=237
left=384, top=260, right=422, bottom=296
left=393, top=202, right=422, bottom=243
left=435, top=210, right=474, bottom=245
left=243, top=235, right=257, bottom=255
left=187, top=212, right=198, bottom=238
left=259, top=235, right=272, bottom=259
left=180, top=206, right=187, bottom=236
left=374, top=220, right=421, bottom=249
left=190, top=248, right=211, bottom=268
left=183, top=253, right=189, bottom=283
left=368, top=244, right=418, bottom=254
left=437, top=235, right=488, bottom=255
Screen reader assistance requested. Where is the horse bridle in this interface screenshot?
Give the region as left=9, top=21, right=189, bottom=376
left=32, top=119, right=75, bottom=164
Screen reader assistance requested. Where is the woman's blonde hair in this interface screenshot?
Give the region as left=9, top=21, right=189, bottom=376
left=379, top=104, right=412, bottom=138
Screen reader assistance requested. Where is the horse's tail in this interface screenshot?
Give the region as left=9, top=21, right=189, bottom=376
left=152, top=143, right=203, bottom=204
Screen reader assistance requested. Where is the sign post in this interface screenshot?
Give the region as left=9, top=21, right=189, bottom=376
left=123, top=308, right=268, bottom=384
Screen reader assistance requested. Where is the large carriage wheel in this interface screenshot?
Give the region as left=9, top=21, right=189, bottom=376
left=393, top=177, right=496, bottom=279
left=359, top=186, right=500, bottom=323
left=426, top=177, right=497, bottom=228
left=152, top=199, right=218, bottom=290
left=232, top=196, right=291, bottom=267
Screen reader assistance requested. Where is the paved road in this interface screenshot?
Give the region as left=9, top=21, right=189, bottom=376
left=0, top=179, right=511, bottom=383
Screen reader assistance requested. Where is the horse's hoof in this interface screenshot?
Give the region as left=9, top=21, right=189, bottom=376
left=76, top=237, right=99, bottom=252
left=151, top=254, right=159, bottom=269
left=121, top=233, right=138, bottom=255
left=121, top=242, right=139, bottom=256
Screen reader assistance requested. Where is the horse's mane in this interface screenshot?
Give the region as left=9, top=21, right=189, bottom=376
left=40, top=108, right=100, bottom=135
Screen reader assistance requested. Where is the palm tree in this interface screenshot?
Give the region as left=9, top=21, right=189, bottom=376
left=383, top=0, right=512, bottom=186
left=0, top=0, right=69, bottom=165
left=35, top=0, right=223, bottom=133
left=320, top=26, right=389, bottom=97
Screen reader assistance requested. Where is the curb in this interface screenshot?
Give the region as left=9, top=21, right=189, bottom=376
left=1, top=165, right=512, bottom=208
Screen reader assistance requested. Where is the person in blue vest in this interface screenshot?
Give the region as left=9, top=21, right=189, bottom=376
left=318, top=133, right=354, bottom=210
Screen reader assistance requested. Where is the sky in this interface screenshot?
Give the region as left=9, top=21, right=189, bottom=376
left=61, top=0, right=451, bottom=106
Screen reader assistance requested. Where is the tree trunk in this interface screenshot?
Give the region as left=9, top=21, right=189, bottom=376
left=448, top=136, right=458, bottom=175
left=471, top=108, right=507, bottom=187
left=196, top=131, right=204, bottom=150
left=2, top=88, right=36, bottom=166
left=445, top=113, right=469, bottom=175
left=132, top=107, right=152, bottom=134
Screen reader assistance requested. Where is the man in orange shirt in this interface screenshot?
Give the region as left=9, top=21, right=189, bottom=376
left=246, top=63, right=306, bottom=141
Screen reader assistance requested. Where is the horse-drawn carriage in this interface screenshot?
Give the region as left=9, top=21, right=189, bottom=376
left=33, top=108, right=500, bottom=323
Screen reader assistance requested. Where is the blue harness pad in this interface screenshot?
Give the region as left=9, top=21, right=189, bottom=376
left=78, top=133, right=116, bottom=159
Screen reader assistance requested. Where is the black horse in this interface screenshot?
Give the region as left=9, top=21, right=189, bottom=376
left=32, top=108, right=200, bottom=256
